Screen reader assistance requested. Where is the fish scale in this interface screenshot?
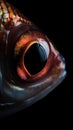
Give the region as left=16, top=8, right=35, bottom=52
left=0, top=0, right=31, bottom=30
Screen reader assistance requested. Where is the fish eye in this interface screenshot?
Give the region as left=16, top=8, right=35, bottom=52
left=13, top=31, right=50, bottom=81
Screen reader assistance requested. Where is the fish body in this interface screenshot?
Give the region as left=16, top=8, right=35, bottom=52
left=0, top=0, right=66, bottom=117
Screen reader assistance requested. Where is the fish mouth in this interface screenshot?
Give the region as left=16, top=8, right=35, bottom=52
left=26, top=70, right=66, bottom=104
left=22, top=62, right=67, bottom=106
left=0, top=69, right=66, bottom=118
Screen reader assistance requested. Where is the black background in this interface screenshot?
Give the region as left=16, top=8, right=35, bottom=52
left=0, top=0, right=72, bottom=128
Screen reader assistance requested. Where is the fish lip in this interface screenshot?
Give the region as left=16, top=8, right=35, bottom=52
left=0, top=69, right=66, bottom=118
left=23, top=69, right=67, bottom=104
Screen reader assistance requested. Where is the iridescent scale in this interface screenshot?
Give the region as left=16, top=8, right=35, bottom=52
left=0, top=0, right=31, bottom=30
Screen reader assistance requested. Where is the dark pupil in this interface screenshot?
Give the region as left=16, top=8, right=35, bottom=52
left=24, top=43, right=47, bottom=75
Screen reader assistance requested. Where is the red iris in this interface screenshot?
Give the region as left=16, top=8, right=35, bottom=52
left=13, top=31, right=60, bottom=81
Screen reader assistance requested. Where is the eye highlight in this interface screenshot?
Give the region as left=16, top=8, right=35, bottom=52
left=24, top=42, right=48, bottom=75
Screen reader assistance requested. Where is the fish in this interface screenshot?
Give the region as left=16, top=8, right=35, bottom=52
left=0, top=0, right=66, bottom=117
